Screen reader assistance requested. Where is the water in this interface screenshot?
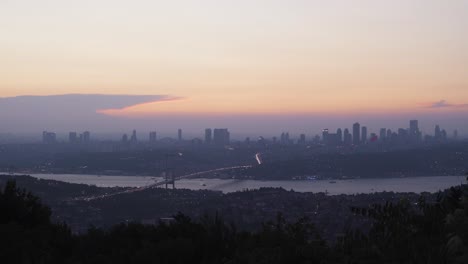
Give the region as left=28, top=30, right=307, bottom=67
left=9, top=173, right=466, bottom=195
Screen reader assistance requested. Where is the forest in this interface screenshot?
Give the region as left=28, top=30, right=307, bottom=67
left=1, top=178, right=468, bottom=264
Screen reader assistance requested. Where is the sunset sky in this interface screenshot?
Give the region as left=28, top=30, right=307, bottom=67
left=1, top=1, right=468, bottom=127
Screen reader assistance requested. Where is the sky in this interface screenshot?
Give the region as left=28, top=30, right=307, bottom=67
left=1, top=0, right=468, bottom=135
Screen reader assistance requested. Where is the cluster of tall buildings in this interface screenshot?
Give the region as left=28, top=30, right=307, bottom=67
left=321, top=120, right=453, bottom=147
left=43, top=130, right=91, bottom=144
left=209, top=128, right=230, bottom=145
left=42, top=120, right=457, bottom=146
left=68, top=131, right=90, bottom=144
left=117, top=128, right=230, bottom=146
left=42, top=131, right=57, bottom=144
left=322, top=121, right=414, bottom=146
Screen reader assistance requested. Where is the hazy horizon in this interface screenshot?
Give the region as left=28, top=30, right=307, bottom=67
left=1, top=1, right=467, bottom=136
left=0, top=94, right=466, bottom=140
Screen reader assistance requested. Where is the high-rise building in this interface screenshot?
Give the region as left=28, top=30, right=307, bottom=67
left=409, top=120, right=418, bottom=135
left=83, top=131, right=90, bottom=143
left=213, top=128, right=230, bottom=145
left=361, top=126, right=367, bottom=143
left=280, top=132, right=290, bottom=144
left=344, top=129, right=352, bottom=145
left=69, top=132, right=77, bottom=143
left=336, top=128, right=343, bottom=143
left=122, top=134, right=128, bottom=143
left=435, top=125, right=441, bottom=140
left=454, top=130, right=458, bottom=139
left=353, top=123, right=360, bottom=145
left=205, top=128, right=212, bottom=144
left=398, top=128, right=408, bottom=139
left=42, top=131, right=56, bottom=144
left=149, top=131, right=157, bottom=142
left=441, top=129, right=447, bottom=141
left=323, top=129, right=342, bottom=146
left=380, top=128, right=386, bottom=141
left=409, top=120, right=420, bottom=142
left=298, top=134, right=306, bottom=144
left=178, top=129, right=182, bottom=141
left=387, top=129, right=392, bottom=139
left=130, top=130, right=137, bottom=143
left=322, top=129, right=329, bottom=144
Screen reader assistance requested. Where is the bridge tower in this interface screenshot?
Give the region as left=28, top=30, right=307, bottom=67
left=164, top=170, right=175, bottom=189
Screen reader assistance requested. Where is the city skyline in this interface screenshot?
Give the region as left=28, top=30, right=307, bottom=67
left=38, top=119, right=460, bottom=143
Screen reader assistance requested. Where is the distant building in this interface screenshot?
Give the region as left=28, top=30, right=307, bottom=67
left=441, top=129, right=447, bottom=141
left=42, top=131, right=56, bottom=144
left=178, top=129, right=182, bottom=141
left=149, top=131, right=157, bottom=142
left=322, top=129, right=329, bottom=144
left=323, top=128, right=341, bottom=146
left=336, top=128, right=343, bottom=143
left=398, top=128, right=408, bottom=139
left=280, top=132, right=290, bottom=145
left=130, top=130, right=137, bottom=143
left=353, top=123, right=360, bottom=145
left=298, top=134, right=306, bottom=144
left=361, top=126, right=367, bottom=143
left=344, top=129, right=352, bottom=145
left=69, top=132, right=77, bottom=143
left=205, top=128, right=212, bottom=144
left=82, top=131, right=90, bottom=143
left=409, top=120, right=420, bottom=142
left=122, top=134, right=128, bottom=143
left=379, top=128, right=386, bottom=141
left=386, top=129, right=392, bottom=139
left=213, top=128, right=230, bottom=145
left=454, top=130, right=458, bottom=139
left=435, top=125, right=441, bottom=140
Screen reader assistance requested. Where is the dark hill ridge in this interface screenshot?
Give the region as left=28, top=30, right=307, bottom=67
left=1, top=175, right=468, bottom=263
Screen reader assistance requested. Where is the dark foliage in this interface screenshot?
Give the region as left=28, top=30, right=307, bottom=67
left=1, top=180, right=468, bottom=263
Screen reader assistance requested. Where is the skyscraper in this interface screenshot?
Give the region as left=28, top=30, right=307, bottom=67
left=353, top=123, right=360, bottom=145
left=344, top=129, right=352, bottom=145
left=336, top=128, right=343, bottom=143
left=82, top=131, right=90, bottom=143
left=205, top=128, right=212, bottom=144
left=213, top=128, right=230, bottom=145
left=441, top=129, right=447, bottom=141
left=42, top=131, right=56, bottom=144
left=122, top=134, right=128, bottom=143
left=322, top=129, right=329, bottom=144
left=435, top=125, right=441, bottom=140
left=130, top=129, right=137, bottom=143
left=299, top=134, right=306, bottom=144
left=380, top=128, right=386, bottom=141
left=361, top=126, right=367, bottom=143
left=178, top=129, right=182, bottom=141
left=149, top=131, right=157, bottom=142
left=409, top=120, right=420, bottom=142
left=69, top=132, right=77, bottom=143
